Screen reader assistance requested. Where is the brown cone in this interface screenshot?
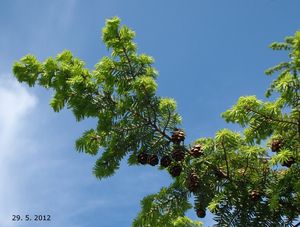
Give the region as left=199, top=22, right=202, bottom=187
left=186, top=172, right=199, bottom=192
left=196, top=208, right=206, bottom=218
left=171, top=129, right=185, bottom=144
left=189, top=172, right=199, bottom=183
left=172, top=149, right=185, bottom=161
left=271, top=139, right=283, bottom=152
left=137, top=152, right=148, bottom=165
left=148, top=154, right=159, bottom=166
left=189, top=144, right=204, bottom=158
left=160, top=155, right=172, bottom=168
left=169, top=165, right=182, bottom=177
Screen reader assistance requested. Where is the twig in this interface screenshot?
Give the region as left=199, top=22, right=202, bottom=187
left=245, top=107, right=297, bottom=126
left=221, top=137, right=230, bottom=179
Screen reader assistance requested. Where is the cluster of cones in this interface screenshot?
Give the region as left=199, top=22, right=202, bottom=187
left=134, top=121, right=300, bottom=219
left=137, top=129, right=207, bottom=178
left=137, top=153, right=159, bottom=166
left=137, top=148, right=185, bottom=177
left=136, top=129, right=221, bottom=219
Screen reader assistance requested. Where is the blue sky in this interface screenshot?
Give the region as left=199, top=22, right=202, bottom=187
left=0, top=1, right=299, bottom=226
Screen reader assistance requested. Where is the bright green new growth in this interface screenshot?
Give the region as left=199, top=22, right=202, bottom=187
left=133, top=182, right=193, bottom=226
left=13, top=17, right=180, bottom=179
left=13, top=17, right=299, bottom=226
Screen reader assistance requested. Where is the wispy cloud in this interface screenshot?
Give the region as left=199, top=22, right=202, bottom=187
left=0, top=76, right=37, bottom=227
left=0, top=74, right=146, bottom=227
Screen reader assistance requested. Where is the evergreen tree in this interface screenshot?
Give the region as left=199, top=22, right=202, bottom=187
left=13, top=17, right=300, bottom=226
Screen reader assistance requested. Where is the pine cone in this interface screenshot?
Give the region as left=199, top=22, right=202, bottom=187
left=137, top=152, right=148, bottom=165
left=250, top=190, right=260, bottom=202
left=171, top=129, right=185, bottom=144
left=186, top=172, right=199, bottom=192
left=160, top=155, right=172, bottom=168
left=169, top=165, right=182, bottom=177
left=172, top=149, right=185, bottom=161
left=271, top=139, right=283, bottom=152
left=189, top=144, right=204, bottom=158
left=148, top=154, right=159, bottom=166
left=196, top=208, right=206, bottom=218
left=189, top=172, right=199, bottom=183
left=282, top=157, right=295, bottom=168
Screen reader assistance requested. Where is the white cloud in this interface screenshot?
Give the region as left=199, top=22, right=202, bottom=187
left=0, top=75, right=109, bottom=227
left=0, top=78, right=37, bottom=150
left=0, top=75, right=170, bottom=227
left=0, top=76, right=37, bottom=227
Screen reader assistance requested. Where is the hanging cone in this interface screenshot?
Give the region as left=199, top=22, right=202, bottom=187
left=148, top=154, right=159, bottom=166
left=171, top=129, right=185, bottom=144
left=160, top=155, right=172, bottom=168
left=169, top=165, right=182, bottom=177
left=189, top=172, right=199, bottom=183
left=189, top=144, right=204, bottom=158
left=137, top=152, right=148, bottom=165
left=172, top=149, right=185, bottom=161
left=271, top=139, right=283, bottom=152
left=186, top=172, right=199, bottom=192
left=196, top=208, right=206, bottom=218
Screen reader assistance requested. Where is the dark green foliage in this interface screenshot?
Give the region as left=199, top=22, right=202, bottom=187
left=132, top=183, right=200, bottom=227
left=13, top=17, right=300, bottom=226
left=75, top=129, right=101, bottom=155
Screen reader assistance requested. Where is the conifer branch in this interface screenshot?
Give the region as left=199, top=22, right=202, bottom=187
left=245, top=107, right=297, bottom=126
left=133, top=111, right=172, bottom=142
left=116, top=31, right=173, bottom=143
left=163, top=107, right=172, bottom=134
left=116, top=32, right=136, bottom=78
left=294, top=220, right=300, bottom=227
left=12, top=17, right=300, bottom=226
left=148, top=108, right=173, bottom=150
